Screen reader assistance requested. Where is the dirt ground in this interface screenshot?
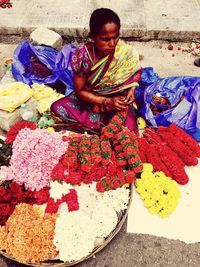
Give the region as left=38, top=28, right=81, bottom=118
left=0, top=40, right=200, bottom=80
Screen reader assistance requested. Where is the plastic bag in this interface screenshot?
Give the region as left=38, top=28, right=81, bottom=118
left=12, top=41, right=58, bottom=86
left=136, top=69, right=200, bottom=141
left=12, top=41, right=76, bottom=95
left=55, top=44, right=77, bottom=95
left=135, top=67, right=159, bottom=109
left=0, top=82, right=32, bottom=112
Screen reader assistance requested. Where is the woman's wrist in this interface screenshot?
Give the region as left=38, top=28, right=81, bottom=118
left=101, top=97, right=107, bottom=105
left=101, top=97, right=112, bottom=111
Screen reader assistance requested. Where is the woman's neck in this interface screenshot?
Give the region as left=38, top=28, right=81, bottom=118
left=93, top=45, right=105, bottom=59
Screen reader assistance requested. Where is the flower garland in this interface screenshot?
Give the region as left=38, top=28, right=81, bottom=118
left=101, top=111, right=127, bottom=140
left=135, top=164, right=181, bottom=218
left=0, top=203, right=58, bottom=264
left=62, top=137, right=80, bottom=170
left=138, top=125, right=198, bottom=185
left=91, top=135, right=102, bottom=165
left=168, top=124, right=200, bottom=157
left=79, top=136, right=93, bottom=173
left=92, top=202, right=118, bottom=238
left=156, top=143, right=189, bottom=185
left=115, top=128, right=142, bottom=172
left=138, top=137, right=171, bottom=176
left=157, top=126, right=198, bottom=166
left=53, top=211, right=96, bottom=262
left=96, top=164, right=135, bottom=193
left=100, top=139, right=112, bottom=165
left=99, top=187, right=130, bottom=213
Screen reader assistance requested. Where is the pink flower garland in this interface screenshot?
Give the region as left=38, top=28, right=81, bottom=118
left=1, top=128, right=67, bottom=191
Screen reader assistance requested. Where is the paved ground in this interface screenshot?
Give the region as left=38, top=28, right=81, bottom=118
left=0, top=0, right=200, bottom=41
left=0, top=40, right=200, bottom=267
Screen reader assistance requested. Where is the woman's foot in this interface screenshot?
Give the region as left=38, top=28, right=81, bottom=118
left=194, top=58, right=200, bottom=67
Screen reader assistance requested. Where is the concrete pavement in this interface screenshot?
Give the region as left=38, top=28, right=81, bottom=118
left=0, top=0, right=200, bottom=42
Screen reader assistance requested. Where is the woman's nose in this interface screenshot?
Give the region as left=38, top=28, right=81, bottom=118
left=109, top=38, right=115, bottom=47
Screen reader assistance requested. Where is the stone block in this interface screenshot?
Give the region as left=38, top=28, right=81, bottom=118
left=30, top=27, right=63, bottom=49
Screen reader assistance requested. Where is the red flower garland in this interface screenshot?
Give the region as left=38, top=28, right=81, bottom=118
left=62, top=137, right=80, bottom=170
left=169, top=124, right=200, bottom=158
left=139, top=126, right=193, bottom=185
left=101, top=111, right=127, bottom=140
left=157, top=127, right=198, bottom=166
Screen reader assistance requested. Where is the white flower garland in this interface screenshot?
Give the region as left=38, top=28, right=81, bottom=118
left=54, top=211, right=96, bottom=262
left=74, top=183, right=99, bottom=216
left=99, top=187, right=130, bottom=213
left=91, top=202, right=118, bottom=238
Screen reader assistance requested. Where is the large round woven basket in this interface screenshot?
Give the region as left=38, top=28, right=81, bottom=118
left=0, top=184, right=133, bottom=267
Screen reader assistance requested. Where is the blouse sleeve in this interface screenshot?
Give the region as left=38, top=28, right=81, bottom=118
left=71, top=46, right=91, bottom=77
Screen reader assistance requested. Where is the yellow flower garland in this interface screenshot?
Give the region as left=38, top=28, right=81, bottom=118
left=135, top=164, right=181, bottom=218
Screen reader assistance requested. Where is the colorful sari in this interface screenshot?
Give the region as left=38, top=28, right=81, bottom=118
left=51, top=39, right=141, bottom=131
left=88, top=39, right=140, bottom=95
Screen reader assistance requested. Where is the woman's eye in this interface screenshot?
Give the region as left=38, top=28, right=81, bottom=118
left=101, top=36, right=119, bottom=42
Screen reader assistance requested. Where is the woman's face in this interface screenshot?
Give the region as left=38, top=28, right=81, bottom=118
left=93, top=22, right=120, bottom=56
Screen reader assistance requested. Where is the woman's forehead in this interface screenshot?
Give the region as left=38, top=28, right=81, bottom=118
left=98, top=22, right=120, bottom=36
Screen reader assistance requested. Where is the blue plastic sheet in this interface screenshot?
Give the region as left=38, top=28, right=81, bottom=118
left=12, top=41, right=76, bottom=95
left=135, top=68, right=200, bottom=141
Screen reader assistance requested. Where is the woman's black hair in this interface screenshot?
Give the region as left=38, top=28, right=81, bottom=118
left=89, top=8, right=121, bottom=37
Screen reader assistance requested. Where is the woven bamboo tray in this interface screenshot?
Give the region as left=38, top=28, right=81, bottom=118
left=0, top=184, right=133, bottom=267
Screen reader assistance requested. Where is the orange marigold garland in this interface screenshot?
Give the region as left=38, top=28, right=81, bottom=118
left=2, top=203, right=58, bottom=264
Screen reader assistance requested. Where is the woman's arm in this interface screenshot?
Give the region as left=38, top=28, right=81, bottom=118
left=74, top=74, right=105, bottom=105
left=74, top=74, right=128, bottom=111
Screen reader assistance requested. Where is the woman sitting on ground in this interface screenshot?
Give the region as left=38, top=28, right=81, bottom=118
left=51, top=8, right=142, bottom=132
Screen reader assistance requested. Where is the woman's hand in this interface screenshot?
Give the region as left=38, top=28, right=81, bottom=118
left=125, top=86, right=136, bottom=104
left=104, top=96, right=128, bottom=111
